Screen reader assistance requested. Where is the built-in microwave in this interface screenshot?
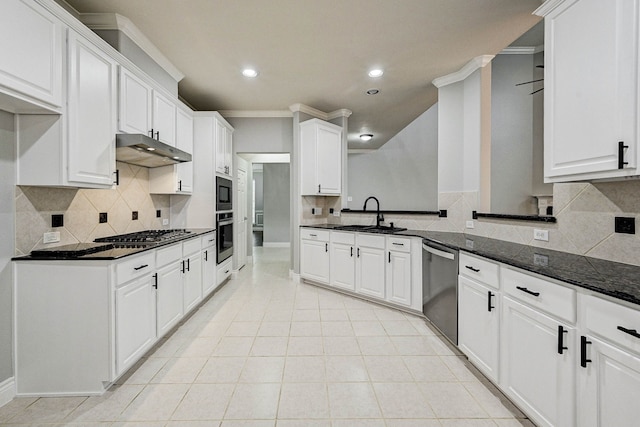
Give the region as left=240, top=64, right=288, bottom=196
left=216, top=176, right=232, bottom=211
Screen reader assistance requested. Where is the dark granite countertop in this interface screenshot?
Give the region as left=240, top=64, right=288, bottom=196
left=301, top=224, right=640, bottom=307
left=13, top=229, right=216, bottom=261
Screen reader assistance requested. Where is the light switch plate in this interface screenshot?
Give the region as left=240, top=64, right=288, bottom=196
left=43, top=231, right=60, bottom=244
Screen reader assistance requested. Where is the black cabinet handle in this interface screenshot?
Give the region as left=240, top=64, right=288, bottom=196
left=516, top=286, right=540, bottom=297
left=204, top=250, right=208, bottom=262
left=619, top=141, right=629, bottom=169
left=465, top=265, right=480, bottom=273
left=325, top=243, right=328, bottom=252
left=114, top=169, right=119, bottom=185
left=487, top=291, right=495, bottom=312
left=152, top=273, right=158, bottom=289
left=350, top=247, right=353, bottom=257
left=187, top=258, right=190, bottom=271
left=133, top=264, right=148, bottom=271
left=357, top=248, right=360, bottom=258
left=178, top=180, right=182, bottom=191
left=617, top=326, right=640, bottom=339
left=557, top=325, right=568, bottom=354
left=580, top=336, right=592, bottom=368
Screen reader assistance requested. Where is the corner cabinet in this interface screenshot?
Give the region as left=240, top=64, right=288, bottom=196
left=539, top=0, right=640, bottom=182
left=300, top=119, right=342, bottom=195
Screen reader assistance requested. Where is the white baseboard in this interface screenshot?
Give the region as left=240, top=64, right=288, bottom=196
left=0, top=377, right=16, bottom=408
left=289, top=270, right=301, bottom=282
left=263, top=242, right=290, bottom=248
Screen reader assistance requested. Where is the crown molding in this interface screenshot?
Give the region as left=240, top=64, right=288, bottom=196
left=432, top=55, right=495, bottom=88
left=534, top=0, right=567, bottom=17
left=289, top=104, right=352, bottom=120
left=79, top=13, right=184, bottom=82
left=219, top=110, right=292, bottom=118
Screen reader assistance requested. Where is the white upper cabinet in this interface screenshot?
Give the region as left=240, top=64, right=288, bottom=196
left=0, top=0, right=63, bottom=112
left=118, top=67, right=152, bottom=135
left=300, top=118, right=342, bottom=195
left=66, top=29, right=117, bottom=187
left=540, top=0, right=640, bottom=181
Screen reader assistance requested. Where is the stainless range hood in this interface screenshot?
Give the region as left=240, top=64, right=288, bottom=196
left=116, top=133, right=192, bottom=168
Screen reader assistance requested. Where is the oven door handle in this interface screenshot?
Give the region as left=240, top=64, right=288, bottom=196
left=218, top=219, right=234, bottom=226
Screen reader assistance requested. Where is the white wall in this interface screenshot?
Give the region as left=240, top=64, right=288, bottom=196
left=263, top=163, right=290, bottom=244
left=347, top=104, right=438, bottom=210
left=0, top=110, right=15, bottom=384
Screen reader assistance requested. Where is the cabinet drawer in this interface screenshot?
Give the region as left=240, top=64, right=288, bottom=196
left=182, top=238, right=201, bottom=256
left=387, top=236, right=410, bottom=253
left=583, top=294, right=640, bottom=356
left=459, top=252, right=499, bottom=288
left=331, top=231, right=355, bottom=245
left=116, top=252, right=156, bottom=286
left=301, top=228, right=330, bottom=241
left=502, top=267, right=576, bottom=323
left=201, top=233, right=216, bottom=248
left=157, top=243, right=182, bottom=267
left=357, top=233, right=385, bottom=249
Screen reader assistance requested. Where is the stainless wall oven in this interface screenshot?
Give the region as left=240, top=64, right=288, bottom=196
left=216, top=176, right=232, bottom=212
left=216, top=212, right=233, bottom=264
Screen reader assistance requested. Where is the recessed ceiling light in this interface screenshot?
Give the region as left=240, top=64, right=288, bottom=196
left=366, top=89, right=380, bottom=95
left=242, top=68, right=258, bottom=78
left=368, top=69, right=384, bottom=78
left=360, top=134, right=373, bottom=142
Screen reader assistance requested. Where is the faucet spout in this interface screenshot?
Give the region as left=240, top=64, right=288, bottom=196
left=363, top=196, right=384, bottom=227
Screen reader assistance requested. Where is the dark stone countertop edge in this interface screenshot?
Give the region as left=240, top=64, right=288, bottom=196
left=300, top=225, right=640, bottom=307
left=12, top=228, right=216, bottom=261
left=473, top=211, right=557, bottom=223
left=342, top=209, right=441, bottom=215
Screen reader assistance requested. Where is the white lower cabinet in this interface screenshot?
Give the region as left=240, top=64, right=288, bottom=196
left=458, top=275, right=500, bottom=382
left=115, top=274, right=157, bottom=376
left=330, top=232, right=355, bottom=291
left=501, top=296, right=575, bottom=427
left=300, top=229, right=330, bottom=284
left=356, top=234, right=386, bottom=300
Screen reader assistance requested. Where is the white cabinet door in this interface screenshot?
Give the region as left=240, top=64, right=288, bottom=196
left=544, top=0, right=639, bottom=181
left=116, top=275, right=156, bottom=375
left=458, top=275, right=500, bottom=382
left=0, top=0, right=63, bottom=109
left=67, top=30, right=117, bottom=187
left=578, top=335, right=640, bottom=427
left=501, top=296, right=575, bottom=427
left=356, top=245, right=386, bottom=299
left=118, top=67, right=152, bottom=135
left=386, top=250, right=411, bottom=307
left=183, top=253, right=203, bottom=313
left=300, top=119, right=342, bottom=195
left=330, top=241, right=355, bottom=291
left=202, top=245, right=217, bottom=296
left=175, top=106, right=194, bottom=192
left=156, top=261, right=183, bottom=339
left=300, top=238, right=330, bottom=284
left=152, top=90, right=176, bottom=146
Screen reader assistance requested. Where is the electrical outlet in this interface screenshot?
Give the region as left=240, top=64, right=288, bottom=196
left=465, top=220, right=475, bottom=229
left=162, top=218, right=169, bottom=226
left=534, top=229, right=549, bottom=241
left=43, top=231, right=60, bottom=244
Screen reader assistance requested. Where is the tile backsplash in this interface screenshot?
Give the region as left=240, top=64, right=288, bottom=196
left=15, top=162, right=170, bottom=255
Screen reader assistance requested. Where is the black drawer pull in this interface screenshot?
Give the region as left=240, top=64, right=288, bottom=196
left=558, top=325, right=568, bottom=354
left=133, top=264, right=148, bottom=271
left=516, top=286, right=540, bottom=297
left=465, top=265, right=480, bottom=272
left=580, top=336, right=592, bottom=368
left=617, top=326, right=640, bottom=339
left=487, top=291, right=495, bottom=312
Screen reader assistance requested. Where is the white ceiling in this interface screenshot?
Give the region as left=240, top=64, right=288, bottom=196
left=62, top=0, right=543, bottom=149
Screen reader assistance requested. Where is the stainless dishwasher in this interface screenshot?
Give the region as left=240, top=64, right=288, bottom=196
left=422, top=240, right=459, bottom=344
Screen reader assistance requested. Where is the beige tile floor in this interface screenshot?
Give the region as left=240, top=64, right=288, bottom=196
left=0, top=247, right=536, bottom=427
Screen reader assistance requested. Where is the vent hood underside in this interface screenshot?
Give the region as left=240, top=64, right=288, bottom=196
left=116, top=133, right=192, bottom=168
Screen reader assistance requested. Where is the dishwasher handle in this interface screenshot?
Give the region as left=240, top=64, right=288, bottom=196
left=423, top=243, right=456, bottom=260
